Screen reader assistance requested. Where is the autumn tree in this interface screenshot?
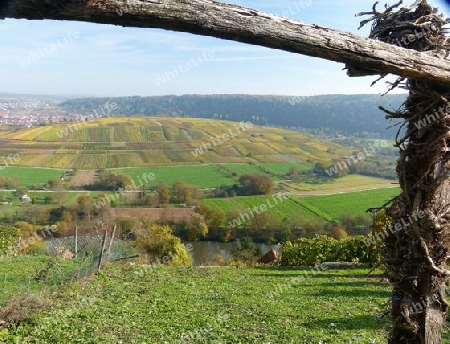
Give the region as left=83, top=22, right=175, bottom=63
left=238, top=173, right=274, bottom=195
left=9, top=176, right=20, bottom=189
left=115, top=216, right=138, bottom=239
left=181, top=213, right=209, bottom=241
left=171, top=180, right=194, bottom=205
left=76, top=195, right=94, bottom=222
left=156, top=183, right=170, bottom=206
left=95, top=171, right=132, bottom=190
left=288, top=166, right=300, bottom=180
left=52, top=190, right=68, bottom=205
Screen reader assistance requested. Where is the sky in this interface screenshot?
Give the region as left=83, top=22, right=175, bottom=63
left=0, top=0, right=448, bottom=97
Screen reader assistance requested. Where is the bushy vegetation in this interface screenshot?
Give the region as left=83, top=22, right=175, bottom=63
left=88, top=170, right=132, bottom=191
left=279, top=235, right=380, bottom=266
left=0, top=225, right=19, bottom=256
left=134, top=224, right=192, bottom=266
left=238, top=173, right=274, bottom=195
left=229, top=237, right=263, bottom=266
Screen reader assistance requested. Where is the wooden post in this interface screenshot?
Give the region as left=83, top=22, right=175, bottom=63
left=97, top=230, right=108, bottom=273
left=106, top=225, right=116, bottom=262
left=74, top=226, right=78, bottom=259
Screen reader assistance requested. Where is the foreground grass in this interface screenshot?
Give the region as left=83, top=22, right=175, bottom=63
left=3, top=264, right=393, bottom=343
left=0, top=256, right=91, bottom=305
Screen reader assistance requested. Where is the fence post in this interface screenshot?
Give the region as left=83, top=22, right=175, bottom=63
left=74, top=226, right=78, bottom=259
left=107, top=225, right=116, bottom=262
left=97, top=230, right=108, bottom=273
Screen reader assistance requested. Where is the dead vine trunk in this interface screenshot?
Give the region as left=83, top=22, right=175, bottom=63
left=359, top=1, right=450, bottom=342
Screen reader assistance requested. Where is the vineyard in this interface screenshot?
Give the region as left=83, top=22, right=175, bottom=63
left=0, top=117, right=351, bottom=169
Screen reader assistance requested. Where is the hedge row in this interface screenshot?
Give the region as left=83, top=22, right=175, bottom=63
left=279, top=235, right=380, bottom=266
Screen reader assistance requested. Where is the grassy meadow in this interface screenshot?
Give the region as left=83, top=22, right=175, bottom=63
left=202, top=188, right=400, bottom=224
left=0, top=262, right=394, bottom=343
left=202, top=195, right=323, bottom=225
left=114, top=165, right=235, bottom=188
left=298, top=188, right=401, bottom=221
left=0, top=167, right=63, bottom=187
left=284, top=175, right=397, bottom=196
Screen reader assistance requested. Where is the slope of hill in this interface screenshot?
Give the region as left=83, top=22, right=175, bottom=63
left=60, top=94, right=406, bottom=138
left=1, top=263, right=390, bottom=342
left=0, top=117, right=351, bottom=169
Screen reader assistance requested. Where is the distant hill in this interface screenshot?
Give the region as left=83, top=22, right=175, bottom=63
left=61, top=94, right=406, bottom=138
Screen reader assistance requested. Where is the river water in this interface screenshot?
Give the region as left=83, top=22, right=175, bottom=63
left=186, top=241, right=279, bottom=266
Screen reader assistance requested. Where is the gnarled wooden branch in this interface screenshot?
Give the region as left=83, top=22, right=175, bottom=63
left=0, top=0, right=449, bottom=84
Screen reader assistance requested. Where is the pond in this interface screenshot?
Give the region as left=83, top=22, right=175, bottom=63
left=186, top=241, right=279, bottom=266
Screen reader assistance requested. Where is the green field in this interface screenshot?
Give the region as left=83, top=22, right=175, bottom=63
left=0, top=167, right=63, bottom=187
left=259, top=162, right=311, bottom=174
left=1, top=263, right=395, bottom=343
left=201, top=188, right=400, bottom=224
left=299, top=188, right=401, bottom=221
left=285, top=175, right=397, bottom=196
left=202, top=195, right=323, bottom=224
left=218, top=163, right=263, bottom=176
left=114, top=165, right=235, bottom=188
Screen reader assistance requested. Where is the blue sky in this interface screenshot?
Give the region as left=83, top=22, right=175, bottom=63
left=0, top=0, right=447, bottom=97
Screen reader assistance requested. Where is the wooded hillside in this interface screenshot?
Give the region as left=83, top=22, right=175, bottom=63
left=61, top=94, right=406, bottom=138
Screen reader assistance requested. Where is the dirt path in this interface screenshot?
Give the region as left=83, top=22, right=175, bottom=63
left=71, top=170, right=96, bottom=187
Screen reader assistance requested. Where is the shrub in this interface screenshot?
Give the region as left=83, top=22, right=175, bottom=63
left=0, top=225, right=19, bottom=257
left=134, top=224, right=192, bottom=267
left=280, top=235, right=337, bottom=266
left=230, top=237, right=262, bottom=266
left=335, top=236, right=371, bottom=262
left=280, top=234, right=380, bottom=266
left=0, top=293, right=50, bottom=325
left=331, top=226, right=348, bottom=240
